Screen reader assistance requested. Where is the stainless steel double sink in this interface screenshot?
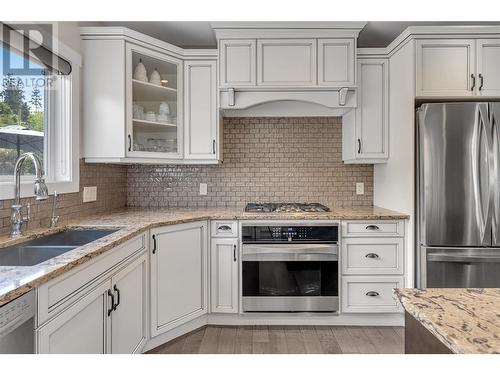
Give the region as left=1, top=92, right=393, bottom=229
left=0, top=229, right=119, bottom=267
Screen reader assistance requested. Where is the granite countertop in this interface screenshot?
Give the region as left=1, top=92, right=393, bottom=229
left=395, top=288, right=500, bottom=354
left=0, top=206, right=408, bottom=306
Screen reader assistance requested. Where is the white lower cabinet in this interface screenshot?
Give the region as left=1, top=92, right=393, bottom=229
left=342, top=237, right=404, bottom=275
left=210, top=238, right=239, bottom=313
left=340, top=220, right=405, bottom=314
left=36, top=250, right=148, bottom=354
left=109, top=254, right=148, bottom=354
left=150, top=221, right=208, bottom=337
left=37, top=280, right=109, bottom=354
left=341, top=276, right=404, bottom=313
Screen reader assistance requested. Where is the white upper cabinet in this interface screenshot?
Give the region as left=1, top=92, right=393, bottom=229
left=318, top=38, right=355, bottom=86
left=343, top=58, right=389, bottom=163
left=214, top=25, right=363, bottom=90
left=126, top=43, right=183, bottom=159
left=219, top=39, right=256, bottom=87
left=476, top=39, right=500, bottom=96
left=184, top=60, right=219, bottom=160
left=416, top=38, right=500, bottom=97
left=416, top=39, right=476, bottom=97
left=257, top=39, right=317, bottom=86
left=81, top=27, right=219, bottom=164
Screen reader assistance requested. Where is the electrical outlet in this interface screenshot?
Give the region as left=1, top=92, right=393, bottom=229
left=83, top=186, right=97, bottom=203
left=356, top=182, right=365, bottom=195
left=199, top=183, right=208, bottom=196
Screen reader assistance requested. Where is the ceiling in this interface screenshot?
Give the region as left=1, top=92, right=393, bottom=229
left=83, top=21, right=500, bottom=49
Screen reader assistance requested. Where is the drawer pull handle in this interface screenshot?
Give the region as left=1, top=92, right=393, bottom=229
left=218, top=225, right=232, bottom=231
left=107, top=289, right=115, bottom=316
left=365, top=253, right=379, bottom=259
left=366, top=291, right=380, bottom=297
left=365, top=225, right=380, bottom=231
left=113, top=285, right=120, bottom=311
left=152, top=234, right=157, bottom=254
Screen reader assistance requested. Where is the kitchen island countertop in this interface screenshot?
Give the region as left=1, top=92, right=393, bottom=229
left=395, top=288, right=500, bottom=354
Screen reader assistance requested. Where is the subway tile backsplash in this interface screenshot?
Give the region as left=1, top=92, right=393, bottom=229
left=127, top=117, right=374, bottom=209
left=0, top=117, right=374, bottom=233
left=0, top=161, right=127, bottom=235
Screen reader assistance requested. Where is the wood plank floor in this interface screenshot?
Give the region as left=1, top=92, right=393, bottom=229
left=147, top=325, right=404, bottom=354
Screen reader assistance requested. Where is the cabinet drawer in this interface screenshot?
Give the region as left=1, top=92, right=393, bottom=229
left=342, top=221, right=404, bottom=237
left=341, top=276, right=404, bottom=313
left=210, top=220, right=238, bottom=238
left=342, top=237, right=404, bottom=275
left=37, top=233, right=146, bottom=326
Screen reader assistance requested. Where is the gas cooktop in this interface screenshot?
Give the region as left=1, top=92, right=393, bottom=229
left=244, top=203, right=330, bottom=213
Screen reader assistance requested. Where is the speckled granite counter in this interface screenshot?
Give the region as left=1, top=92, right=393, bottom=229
left=0, top=206, right=408, bottom=306
left=395, top=288, right=500, bottom=354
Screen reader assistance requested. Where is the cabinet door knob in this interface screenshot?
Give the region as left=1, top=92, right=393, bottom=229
left=365, top=253, right=379, bottom=259
left=365, top=225, right=380, bottom=231
left=366, top=291, right=380, bottom=297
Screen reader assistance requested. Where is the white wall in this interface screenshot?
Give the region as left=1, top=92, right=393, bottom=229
left=373, top=41, right=415, bottom=287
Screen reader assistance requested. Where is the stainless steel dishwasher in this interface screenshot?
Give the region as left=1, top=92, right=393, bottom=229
left=0, top=290, right=35, bottom=354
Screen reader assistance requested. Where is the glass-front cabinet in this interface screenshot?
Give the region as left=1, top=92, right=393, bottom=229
left=81, top=27, right=219, bottom=164
left=126, top=44, right=183, bottom=159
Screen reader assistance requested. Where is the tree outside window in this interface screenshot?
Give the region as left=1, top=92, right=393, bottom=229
left=0, top=46, right=46, bottom=176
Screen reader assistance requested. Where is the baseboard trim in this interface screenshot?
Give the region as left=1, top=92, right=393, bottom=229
left=208, top=312, right=404, bottom=326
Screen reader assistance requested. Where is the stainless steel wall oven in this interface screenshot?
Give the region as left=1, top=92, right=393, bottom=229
left=241, top=223, right=339, bottom=312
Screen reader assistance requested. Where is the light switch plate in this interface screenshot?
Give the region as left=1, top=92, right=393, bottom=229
left=199, top=183, right=208, bottom=196
left=356, top=182, right=364, bottom=195
left=83, top=186, right=97, bottom=202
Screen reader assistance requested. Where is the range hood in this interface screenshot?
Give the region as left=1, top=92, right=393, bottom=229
left=219, top=87, right=357, bottom=117
left=212, top=22, right=364, bottom=117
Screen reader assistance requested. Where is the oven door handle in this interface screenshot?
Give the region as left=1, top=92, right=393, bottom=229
left=427, top=253, right=500, bottom=263
left=242, top=244, right=338, bottom=262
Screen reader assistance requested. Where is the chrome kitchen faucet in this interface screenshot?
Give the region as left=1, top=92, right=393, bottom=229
left=10, top=152, right=49, bottom=238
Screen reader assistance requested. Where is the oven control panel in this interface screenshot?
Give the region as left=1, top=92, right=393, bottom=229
left=242, top=225, right=338, bottom=243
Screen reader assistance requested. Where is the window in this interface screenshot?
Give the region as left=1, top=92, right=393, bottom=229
left=0, top=22, right=81, bottom=199
left=0, top=46, right=47, bottom=176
